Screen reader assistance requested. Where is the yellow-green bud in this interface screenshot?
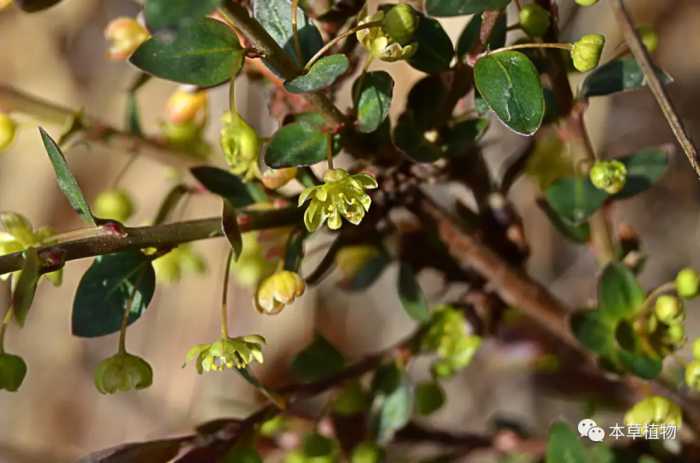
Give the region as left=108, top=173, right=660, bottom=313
left=571, top=34, right=605, bottom=72
left=351, top=442, right=385, bottom=463
left=165, top=89, right=208, bottom=124
left=153, top=251, right=182, bottom=284
left=382, top=4, right=418, bottom=46
left=665, top=323, right=685, bottom=344
left=655, top=295, right=684, bottom=324
left=589, top=159, right=627, bottom=194
left=0, top=113, right=17, bottom=151
left=575, top=0, right=599, bottom=6
left=104, top=17, right=149, bottom=61
left=0, top=353, right=27, bottom=392
left=637, top=25, right=659, bottom=53
left=0, top=0, right=12, bottom=11
left=693, top=338, right=700, bottom=360
left=261, top=167, right=298, bottom=190
left=415, top=381, right=446, bottom=415
left=519, top=4, right=551, bottom=38
left=333, top=381, right=370, bottom=416
left=624, top=396, right=682, bottom=429
left=676, top=267, right=700, bottom=299
left=685, top=360, right=700, bottom=391
left=94, top=352, right=153, bottom=394
left=254, top=270, right=305, bottom=315
left=357, top=11, right=417, bottom=62
left=220, top=112, right=261, bottom=182
left=93, top=189, right=135, bottom=222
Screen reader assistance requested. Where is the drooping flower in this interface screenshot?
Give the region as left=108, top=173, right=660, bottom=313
left=165, top=89, right=208, bottom=125
left=94, top=352, right=153, bottom=394
left=255, top=270, right=305, bottom=315
left=220, top=111, right=261, bottom=181
left=356, top=11, right=417, bottom=62
left=104, top=17, right=149, bottom=61
left=262, top=167, right=298, bottom=190
left=185, top=335, right=265, bottom=373
left=298, top=169, right=378, bottom=232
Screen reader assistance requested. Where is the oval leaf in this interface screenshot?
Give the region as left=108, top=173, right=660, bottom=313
left=581, top=56, right=673, bottom=99
left=14, top=0, right=62, bottom=12
left=354, top=71, right=394, bottom=134
left=474, top=51, right=545, bottom=136
left=598, top=262, right=644, bottom=320
left=398, top=263, right=430, bottom=322
left=614, top=147, right=668, bottom=199
left=545, top=176, right=607, bottom=225
left=545, top=422, right=586, bottom=463
left=222, top=199, right=243, bottom=260
left=145, top=0, right=221, bottom=32
left=12, top=248, right=41, bottom=327
left=457, top=12, right=507, bottom=57
left=291, top=334, right=345, bottom=383
left=72, top=251, right=156, bottom=338
left=285, top=54, right=349, bottom=93
left=408, top=15, right=455, bottom=74
left=265, top=123, right=329, bottom=168
left=284, top=227, right=306, bottom=272
left=39, top=128, right=96, bottom=226
left=426, top=0, right=511, bottom=17
left=130, top=18, right=243, bottom=87
left=190, top=166, right=256, bottom=208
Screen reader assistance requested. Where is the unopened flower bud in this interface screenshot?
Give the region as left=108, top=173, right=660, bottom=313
left=382, top=4, right=418, bottom=46
left=571, top=34, right=605, bottom=72
left=575, top=0, right=599, bottom=5
left=93, top=189, right=135, bottom=222
left=685, top=360, right=700, bottom=391
left=351, top=441, right=385, bottom=463
left=655, top=295, right=684, bottom=324
left=220, top=112, right=261, bottom=182
left=104, top=17, right=149, bottom=61
left=0, top=113, right=17, bottom=151
left=165, top=89, right=208, bottom=124
left=255, top=270, right=305, bottom=315
left=94, top=352, right=153, bottom=394
left=0, top=353, right=27, bottom=392
left=624, top=396, right=682, bottom=429
left=261, top=167, right=298, bottom=190
left=357, top=11, right=417, bottom=62
left=519, top=4, right=551, bottom=38
left=676, top=267, right=700, bottom=299
left=637, top=25, right=659, bottom=53
left=589, top=159, right=627, bottom=194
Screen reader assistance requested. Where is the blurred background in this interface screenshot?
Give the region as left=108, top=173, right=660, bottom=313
left=1, top=0, right=700, bottom=461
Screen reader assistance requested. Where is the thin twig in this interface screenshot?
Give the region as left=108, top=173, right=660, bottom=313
left=608, top=0, right=700, bottom=178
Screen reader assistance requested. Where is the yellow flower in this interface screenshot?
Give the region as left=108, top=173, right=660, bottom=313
left=220, top=111, right=261, bottom=181
left=255, top=270, right=305, bottom=315
left=624, top=396, right=682, bottom=430
left=185, top=335, right=265, bottom=373
left=0, top=113, right=17, bottom=151
left=94, top=352, right=153, bottom=394
left=571, top=34, right=605, bottom=72
left=298, top=169, right=378, bottom=232
left=262, top=167, right=298, bottom=190
left=357, top=11, right=417, bottom=62
left=165, top=89, right=208, bottom=124
left=104, top=17, right=149, bottom=61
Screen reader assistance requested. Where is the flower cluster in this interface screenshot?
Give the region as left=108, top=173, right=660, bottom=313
left=94, top=352, right=153, bottom=394
left=648, top=294, right=686, bottom=355
left=624, top=395, right=682, bottom=430
left=356, top=6, right=418, bottom=62
left=298, top=169, right=378, bottom=232
left=220, top=111, right=261, bottom=181
left=420, top=305, right=482, bottom=378
left=185, top=335, right=265, bottom=373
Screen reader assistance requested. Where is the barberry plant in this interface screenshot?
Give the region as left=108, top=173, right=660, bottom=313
left=1, top=0, right=700, bottom=461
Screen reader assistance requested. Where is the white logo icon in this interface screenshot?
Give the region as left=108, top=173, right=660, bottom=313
left=578, top=418, right=606, bottom=442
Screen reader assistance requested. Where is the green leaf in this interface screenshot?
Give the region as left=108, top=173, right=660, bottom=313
left=14, top=0, right=62, bottom=12
left=414, top=381, right=446, bottom=416
left=408, top=15, right=455, bottom=74
left=571, top=310, right=615, bottom=355
left=398, top=263, right=430, bottom=322
left=190, top=166, right=256, bottom=208
left=474, top=51, right=545, bottom=136
left=130, top=18, right=243, bottom=87
left=144, top=0, right=221, bottom=31
left=545, top=422, right=587, bottom=463
left=283, top=227, right=306, bottom=272
left=77, top=438, right=185, bottom=463
left=223, top=447, right=263, bottom=463
left=291, top=334, right=345, bottom=383
left=265, top=123, right=329, bottom=168
left=598, top=263, right=644, bottom=320
left=456, top=11, right=507, bottom=57
left=354, top=71, right=394, bottom=134
left=617, top=349, right=662, bottom=380
left=614, top=148, right=668, bottom=199
left=222, top=199, right=243, bottom=260
left=393, top=112, right=442, bottom=163
left=340, top=251, right=390, bottom=291
left=253, top=0, right=323, bottom=68
left=581, top=56, right=673, bottom=98
left=285, top=54, right=349, bottom=93
left=545, top=176, right=607, bottom=225
left=371, top=363, right=413, bottom=444
left=39, top=128, right=96, bottom=226
left=72, top=251, right=156, bottom=338
left=444, top=118, right=490, bottom=156
left=426, top=0, right=511, bottom=16
left=12, top=248, right=41, bottom=327
left=538, top=199, right=591, bottom=243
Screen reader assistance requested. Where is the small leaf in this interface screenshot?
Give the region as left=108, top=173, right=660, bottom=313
left=537, top=199, right=590, bottom=243
left=222, top=199, right=243, bottom=260
left=77, top=438, right=186, bottom=463
left=598, top=262, right=644, bottom=320
left=426, top=0, right=511, bottom=17
left=614, top=148, right=668, bottom=199
left=474, top=51, right=545, bottom=135
left=371, top=363, right=413, bottom=444
left=130, top=18, right=244, bottom=87
left=581, top=56, right=673, bottom=98
left=291, top=334, right=345, bottom=383
left=144, top=0, right=221, bottom=32
left=354, top=71, right=394, bottom=134
left=414, top=381, right=445, bottom=416
left=72, top=251, right=156, bottom=338
left=393, top=112, right=442, bottom=163
left=571, top=310, right=615, bottom=355
left=39, top=128, right=96, bottom=226
left=285, top=54, right=349, bottom=93
left=283, top=227, right=306, bottom=272
left=617, top=350, right=662, bottom=380
left=408, top=15, right=455, bottom=74
left=545, top=176, right=607, bottom=225
left=190, top=166, right=256, bottom=208
left=545, top=422, right=587, bottom=463
left=265, top=124, right=329, bottom=168
left=253, top=0, right=323, bottom=69
left=14, top=0, right=62, bottom=12
left=12, top=248, right=41, bottom=327
left=456, top=12, right=507, bottom=57
left=397, top=263, right=430, bottom=322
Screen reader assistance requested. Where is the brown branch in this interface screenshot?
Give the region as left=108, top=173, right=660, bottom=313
left=607, top=0, right=700, bottom=178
